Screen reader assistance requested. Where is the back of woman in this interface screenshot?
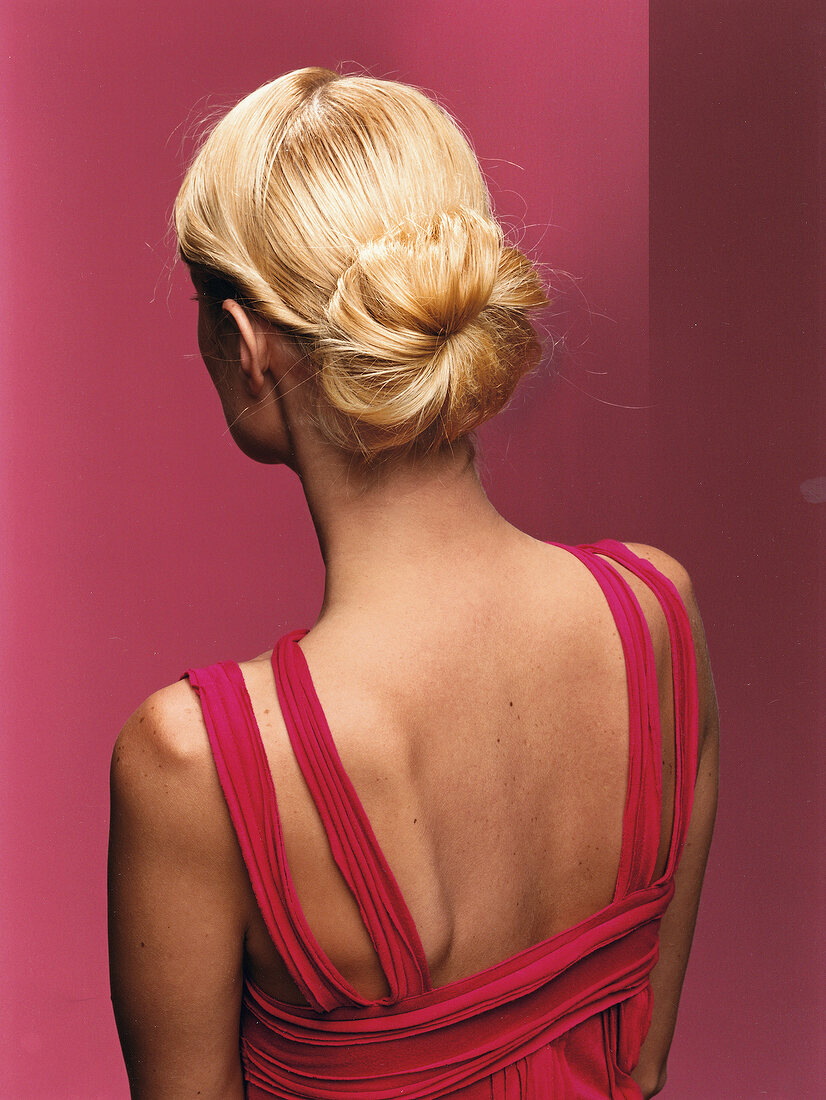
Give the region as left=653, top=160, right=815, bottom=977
left=239, top=537, right=674, bottom=994
left=108, top=67, right=718, bottom=1100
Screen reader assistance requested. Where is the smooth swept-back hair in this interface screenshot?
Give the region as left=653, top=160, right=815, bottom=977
left=175, top=67, right=548, bottom=460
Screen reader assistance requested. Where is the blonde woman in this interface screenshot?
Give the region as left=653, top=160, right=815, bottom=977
left=108, top=68, right=718, bottom=1099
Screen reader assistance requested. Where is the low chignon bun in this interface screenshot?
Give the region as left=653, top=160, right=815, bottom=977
left=314, top=206, right=546, bottom=454
left=175, top=68, right=549, bottom=461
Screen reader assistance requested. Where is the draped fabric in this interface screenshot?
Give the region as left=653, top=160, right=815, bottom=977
left=183, top=540, right=699, bottom=1098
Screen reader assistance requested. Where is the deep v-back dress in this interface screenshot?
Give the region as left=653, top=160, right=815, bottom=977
left=183, top=540, right=699, bottom=1098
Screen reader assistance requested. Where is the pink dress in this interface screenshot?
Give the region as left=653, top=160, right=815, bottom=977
left=183, top=540, right=699, bottom=1098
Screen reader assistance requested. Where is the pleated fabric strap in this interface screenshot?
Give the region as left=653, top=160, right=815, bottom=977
left=549, top=543, right=665, bottom=899
left=184, top=662, right=357, bottom=1012
left=185, top=644, right=430, bottom=1012
left=272, top=631, right=430, bottom=1002
left=582, top=540, right=700, bottom=876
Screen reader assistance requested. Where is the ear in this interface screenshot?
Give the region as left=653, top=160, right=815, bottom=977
left=222, top=299, right=270, bottom=397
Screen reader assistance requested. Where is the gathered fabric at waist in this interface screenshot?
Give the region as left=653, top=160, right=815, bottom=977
left=240, top=883, right=668, bottom=1099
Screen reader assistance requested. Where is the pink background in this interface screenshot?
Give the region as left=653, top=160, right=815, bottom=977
left=1, top=2, right=822, bottom=1096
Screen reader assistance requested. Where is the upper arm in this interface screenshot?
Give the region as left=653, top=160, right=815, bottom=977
left=108, top=682, right=249, bottom=1099
left=622, top=544, right=720, bottom=1095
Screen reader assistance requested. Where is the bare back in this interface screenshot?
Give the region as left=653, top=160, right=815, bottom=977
left=237, top=535, right=677, bottom=1004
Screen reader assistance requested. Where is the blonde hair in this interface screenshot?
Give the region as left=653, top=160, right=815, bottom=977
left=175, top=67, right=548, bottom=460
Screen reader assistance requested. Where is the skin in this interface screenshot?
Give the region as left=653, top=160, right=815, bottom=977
left=108, top=287, right=718, bottom=1098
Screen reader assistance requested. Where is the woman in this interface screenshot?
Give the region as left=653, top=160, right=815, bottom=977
left=108, top=68, right=718, bottom=1099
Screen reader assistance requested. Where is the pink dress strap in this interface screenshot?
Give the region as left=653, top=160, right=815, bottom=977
left=271, top=630, right=430, bottom=1001
left=184, top=641, right=429, bottom=1014
left=183, top=661, right=349, bottom=1011
left=581, top=539, right=700, bottom=875
left=548, top=542, right=665, bottom=896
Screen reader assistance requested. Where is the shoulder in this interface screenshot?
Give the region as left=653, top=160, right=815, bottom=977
left=617, top=543, right=709, bottom=664
left=613, top=541, right=694, bottom=603
left=609, top=540, right=704, bottom=647
left=110, top=678, right=226, bottom=853
left=588, top=540, right=697, bottom=640
left=616, top=542, right=718, bottom=751
left=113, top=678, right=211, bottom=779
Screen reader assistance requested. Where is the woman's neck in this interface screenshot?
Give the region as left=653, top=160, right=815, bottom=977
left=291, top=434, right=513, bottom=618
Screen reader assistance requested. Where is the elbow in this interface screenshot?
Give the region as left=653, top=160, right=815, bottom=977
left=634, top=1063, right=667, bottom=1099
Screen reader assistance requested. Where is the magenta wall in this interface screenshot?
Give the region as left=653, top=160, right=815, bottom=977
left=0, top=2, right=820, bottom=1097
left=648, top=4, right=825, bottom=1095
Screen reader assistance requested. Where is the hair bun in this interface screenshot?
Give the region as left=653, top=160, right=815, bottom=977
left=328, top=207, right=500, bottom=353
left=315, top=206, right=546, bottom=456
